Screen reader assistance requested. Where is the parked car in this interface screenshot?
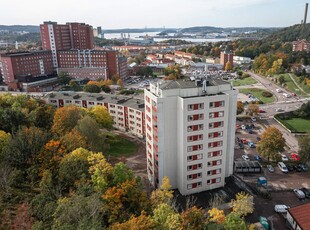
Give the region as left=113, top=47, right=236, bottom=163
left=254, top=154, right=262, bottom=161
left=241, top=124, right=246, bottom=130
left=281, top=154, right=288, bottom=161
left=248, top=142, right=256, bottom=148
left=298, top=164, right=309, bottom=172
left=239, top=142, right=244, bottom=149
left=267, top=165, right=274, bottom=172
left=300, top=187, right=310, bottom=198
left=278, top=162, right=288, bottom=173
left=242, top=155, right=250, bottom=161
left=241, top=138, right=248, bottom=144
left=251, top=117, right=257, bottom=122
left=293, top=164, right=303, bottom=172
left=274, top=205, right=290, bottom=213
left=276, top=108, right=284, bottom=112
left=291, top=153, right=300, bottom=161
left=258, top=109, right=266, bottom=113
left=286, top=164, right=294, bottom=172
left=293, top=189, right=306, bottom=199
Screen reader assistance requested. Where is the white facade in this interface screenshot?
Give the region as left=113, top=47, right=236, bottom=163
left=144, top=80, right=238, bottom=195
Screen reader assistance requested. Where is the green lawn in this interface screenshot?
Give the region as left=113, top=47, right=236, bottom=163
left=282, top=117, right=310, bottom=133
left=274, top=74, right=310, bottom=97
left=106, top=133, right=138, bottom=157
left=239, top=88, right=275, bottom=104
left=230, top=77, right=258, bottom=86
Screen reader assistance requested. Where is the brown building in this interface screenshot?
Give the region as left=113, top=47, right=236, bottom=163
left=0, top=51, right=54, bottom=88
left=220, top=51, right=233, bottom=70
left=287, top=203, right=310, bottom=230
left=57, top=50, right=127, bottom=80
left=40, top=21, right=94, bottom=68
left=292, top=39, right=310, bottom=52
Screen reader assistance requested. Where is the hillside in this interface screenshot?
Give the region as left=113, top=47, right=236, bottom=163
left=265, top=23, right=310, bottom=42
left=0, top=25, right=40, bottom=33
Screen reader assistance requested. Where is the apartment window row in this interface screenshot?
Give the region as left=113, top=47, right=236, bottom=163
left=208, top=150, right=223, bottom=158
left=187, top=172, right=202, bottom=180
left=187, top=134, right=203, bottom=142
left=146, top=105, right=151, bottom=113
left=209, top=111, right=224, bottom=119
left=208, top=131, right=223, bottom=139
left=208, top=141, right=223, bottom=148
left=188, top=103, right=204, bottom=111
left=209, top=121, right=224, bottom=129
left=188, top=114, right=204, bottom=121
left=187, top=124, right=203, bottom=132
left=209, top=101, right=225, bottom=108
left=187, top=182, right=202, bottom=189
left=187, top=144, right=203, bottom=152
left=207, top=177, right=221, bottom=185
left=207, top=159, right=222, bottom=167
left=207, top=168, right=221, bottom=176
left=145, top=96, right=150, bottom=103
left=187, top=154, right=203, bottom=162
left=187, top=163, right=202, bottom=171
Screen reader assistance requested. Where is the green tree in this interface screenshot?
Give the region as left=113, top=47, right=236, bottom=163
left=278, top=75, right=285, bottom=85
left=298, top=133, right=310, bottom=163
left=181, top=206, right=206, bottom=230
left=58, top=72, right=71, bottom=85
left=83, top=84, right=101, bottom=93
left=223, top=213, right=247, bottom=230
left=152, top=203, right=182, bottom=230
left=112, top=162, right=135, bottom=186
left=257, top=126, right=285, bottom=162
left=150, top=176, right=173, bottom=207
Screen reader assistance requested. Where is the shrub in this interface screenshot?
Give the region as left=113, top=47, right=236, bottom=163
left=239, top=73, right=250, bottom=79
left=261, top=91, right=273, bottom=97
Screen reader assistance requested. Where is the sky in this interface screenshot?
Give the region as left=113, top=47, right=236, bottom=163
left=0, top=0, right=309, bottom=29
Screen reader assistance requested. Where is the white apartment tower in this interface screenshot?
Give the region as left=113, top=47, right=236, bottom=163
left=144, top=79, right=238, bottom=195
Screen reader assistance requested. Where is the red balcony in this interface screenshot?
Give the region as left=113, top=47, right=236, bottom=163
left=152, top=106, right=157, bottom=113
left=153, top=125, right=158, bottom=133
left=152, top=115, right=157, bottom=123
left=153, top=135, right=158, bottom=143
left=153, top=144, right=158, bottom=153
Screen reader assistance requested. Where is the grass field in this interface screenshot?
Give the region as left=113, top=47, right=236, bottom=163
left=230, top=77, right=258, bottom=86
left=282, top=117, right=310, bottom=133
left=106, top=133, right=138, bottom=157
left=274, top=74, right=310, bottom=97
left=239, top=88, right=275, bottom=104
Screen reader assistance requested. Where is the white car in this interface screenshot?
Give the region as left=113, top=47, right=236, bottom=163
left=251, top=117, right=256, bottom=122
left=274, top=205, right=290, bottom=213
left=241, top=125, right=246, bottom=130
left=281, top=154, right=288, bottom=161
left=293, top=189, right=306, bottom=199
left=242, top=155, right=249, bottom=161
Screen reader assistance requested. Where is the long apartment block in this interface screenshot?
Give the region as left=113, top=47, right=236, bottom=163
left=144, top=79, right=238, bottom=195
left=44, top=92, right=145, bottom=138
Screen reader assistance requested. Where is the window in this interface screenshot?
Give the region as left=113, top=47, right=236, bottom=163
left=187, top=126, right=192, bottom=132
left=198, top=103, right=204, bottom=109
left=187, top=155, right=193, bottom=161
left=198, top=182, right=202, bottom=187
left=209, top=102, right=214, bottom=108
left=188, top=115, right=193, bottom=121
left=198, top=124, right=203, bottom=130
left=187, top=184, right=193, bottom=189
left=188, top=104, right=193, bottom=111
left=187, top=165, right=193, bottom=171
left=187, top=146, right=193, bottom=152
left=197, top=154, right=203, bottom=160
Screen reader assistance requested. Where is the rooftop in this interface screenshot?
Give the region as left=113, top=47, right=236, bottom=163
left=45, top=92, right=145, bottom=111
left=288, top=203, right=310, bottom=229
left=157, top=78, right=230, bottom=90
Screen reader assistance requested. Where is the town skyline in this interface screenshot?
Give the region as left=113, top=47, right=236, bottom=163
left=0, top=0, right=308, bottom=29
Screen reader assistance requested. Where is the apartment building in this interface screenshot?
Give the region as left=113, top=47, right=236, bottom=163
left=292, top=39, right=310, bottom=52
left=144, top=79, right=238, bottom=195
left=44, top=92, right=145, bottom=138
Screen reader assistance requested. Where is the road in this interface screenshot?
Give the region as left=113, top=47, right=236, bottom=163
left=236, top=71, right=309, bottom=152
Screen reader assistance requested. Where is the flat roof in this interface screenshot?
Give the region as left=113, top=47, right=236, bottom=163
left=45, top=92, right=145, bottom=111
left=157, top=78, right=230, bottom=90
left=288, top=203, right=310, bottom=229
left=234, top=161, right=261, bottom=168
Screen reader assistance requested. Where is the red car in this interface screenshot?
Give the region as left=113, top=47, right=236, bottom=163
left=259, top=109, right=266, bottom=113
left=241, top=138, right=248, bottom=144
left=291, top=153, right=300, bottom=161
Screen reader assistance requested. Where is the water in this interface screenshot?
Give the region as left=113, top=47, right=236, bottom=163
left=103, top=32, right=232, bottom=43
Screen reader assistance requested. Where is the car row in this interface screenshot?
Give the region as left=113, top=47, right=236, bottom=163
left=293, top=188, right=310, bottom=199
left=270, top=161, right=309, bottom=173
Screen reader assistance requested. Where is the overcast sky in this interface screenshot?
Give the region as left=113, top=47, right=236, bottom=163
left=0, top=0, right=309, bottom=29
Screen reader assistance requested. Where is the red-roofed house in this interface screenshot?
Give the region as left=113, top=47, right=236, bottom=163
left=287, top=203, right=310, bottom=230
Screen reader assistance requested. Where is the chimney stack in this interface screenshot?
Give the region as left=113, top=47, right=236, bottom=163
left=304, top=3, right=308, bottom=26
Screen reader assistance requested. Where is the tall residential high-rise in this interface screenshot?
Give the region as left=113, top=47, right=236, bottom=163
left=220, top=51, right=233, bottom=70
left=40, top=21, right=94, bottom=68
left=144, top=79, right=237, bottom=195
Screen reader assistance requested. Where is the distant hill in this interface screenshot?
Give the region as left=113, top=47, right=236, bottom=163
left=265, top=23, right=310, bottom=42
left=102, top=28, right=171, bottom=33
left=0, top=25, right=40, bottom=33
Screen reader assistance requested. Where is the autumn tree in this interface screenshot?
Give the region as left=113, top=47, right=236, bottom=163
left=208, top=208, right=225, bottom=224
left=150, top=176, right=174, bottom=207
left=0, top=130, right=11, bottom=157
left=83, top=84, right=101, bottom=93
left=298, top=133, right=310, bottom=163
left=109, top=212, right=155, bottom=230
left=181, top=206, right=206, bottom=230
left=88, top=105, right=113, bottom=129
left=257, top=126, right=285, bottom=162
left=51, top=105, right=84, bottom=137
left=102, top=178, right=149, bottom=224
left=152, top=203, right=182, bottom=230
left=111, top=74, right=120, bottom=84
left=225, top=61, right=233, bottom=71
left=60, top=129, right=87, bottom=153
left=112, top=162, right=135, bottom=186
left=237, top=101, right=244, bottom=115
left=229, top=192, right=254, bottom=217
left=247, top=103, right=259, bottom=116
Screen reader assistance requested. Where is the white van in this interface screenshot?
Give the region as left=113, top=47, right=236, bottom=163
left=283, top=93, right=291, bottom=98
left=274, top=205, right=289, bottom=213
left=276, top=89, right=282, bottom=93
left=278, top=162, right=288, bottom=173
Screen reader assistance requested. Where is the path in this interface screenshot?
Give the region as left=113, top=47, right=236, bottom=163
left=288, top=73, right=310, bottom=96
